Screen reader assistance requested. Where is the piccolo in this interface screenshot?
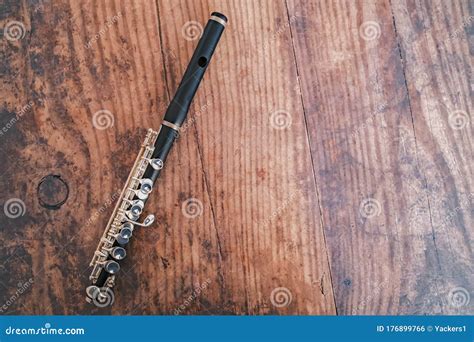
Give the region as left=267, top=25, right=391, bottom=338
left=86, top=12, right=227, bottom=307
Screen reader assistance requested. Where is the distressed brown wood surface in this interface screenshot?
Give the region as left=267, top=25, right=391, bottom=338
left=0, top=0, right=471, bottom=315
left=0, top=0, right=335, bottom=315
left=287, top=0, right=473, bottom=314
left=390, top=0, right=473, bottom=314
left=0, top=0, right=225, bottom=315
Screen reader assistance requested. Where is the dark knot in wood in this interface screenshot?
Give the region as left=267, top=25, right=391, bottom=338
left=37, top=174, right=69, bottom=210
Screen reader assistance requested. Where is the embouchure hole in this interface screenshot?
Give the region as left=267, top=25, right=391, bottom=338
left=198, top=56, right=208, bottom=68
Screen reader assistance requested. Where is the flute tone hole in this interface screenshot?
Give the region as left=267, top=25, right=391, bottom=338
left=198, top=56, right=208, bottom=68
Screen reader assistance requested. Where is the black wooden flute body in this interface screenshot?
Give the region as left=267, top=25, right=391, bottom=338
left=86, top=12, right=227, bottom=307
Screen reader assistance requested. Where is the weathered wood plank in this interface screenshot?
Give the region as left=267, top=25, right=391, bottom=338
left=286, top=0, right=471, bottom=314
left=1, top=0, right=470, bottom=316
left=0, top=0, right=336, bottom=315
left=391, top=0, right=473, bottom=314
left=0, top=0, right=223, bottom=314
left=156, top=0, right=336, bottom=314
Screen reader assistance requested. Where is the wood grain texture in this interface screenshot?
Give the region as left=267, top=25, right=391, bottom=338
left=0, top=0, right=224, bottom=314
left=0, top=0, right=335, bottom=315
left=0, top=0, right=471, bottom=315
left=391, top=0, right=473, bottom=314
left=287, top=0, right=473, bottom=314
left=156, top=0, right=336, bottom=314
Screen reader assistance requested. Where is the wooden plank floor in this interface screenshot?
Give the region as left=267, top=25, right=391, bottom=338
left=0, top=0, right=471, bottom=315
